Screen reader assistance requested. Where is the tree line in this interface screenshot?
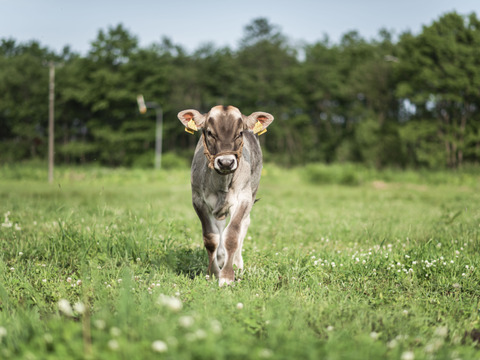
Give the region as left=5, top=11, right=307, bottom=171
left=1, top=12, right=480, bottom=169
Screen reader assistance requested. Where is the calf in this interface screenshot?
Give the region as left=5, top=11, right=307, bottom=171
left=177, top=105, right=274, bottom=286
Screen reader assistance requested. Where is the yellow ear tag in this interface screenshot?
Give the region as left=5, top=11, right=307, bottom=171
left=253, top=121, right=267, bottom=135
left=185, top=119, right=197, bottom=134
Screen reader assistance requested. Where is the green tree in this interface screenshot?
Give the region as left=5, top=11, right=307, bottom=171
left=397, top=12, right=480, bottom=168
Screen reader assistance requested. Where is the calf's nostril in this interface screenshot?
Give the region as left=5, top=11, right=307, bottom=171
left=219, top=158, right=234, bottom=169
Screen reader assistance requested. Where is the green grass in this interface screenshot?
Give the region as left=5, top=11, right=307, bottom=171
left=0, top=163, right=479, bottom=359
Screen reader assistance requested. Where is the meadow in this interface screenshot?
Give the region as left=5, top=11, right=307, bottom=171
left=0, top=162, right=479, bottom=359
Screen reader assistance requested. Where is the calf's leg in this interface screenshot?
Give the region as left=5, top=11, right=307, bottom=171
left=194, top=203, right=221, bottom=279
left=219, top=202, right=251, bottom=286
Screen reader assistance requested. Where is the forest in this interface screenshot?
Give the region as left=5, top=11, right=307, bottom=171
left=1, top=11, right=480, bottom=169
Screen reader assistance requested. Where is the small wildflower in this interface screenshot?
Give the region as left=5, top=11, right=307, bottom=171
left=73, top=302, right=86, bottom=314
left=152, top=340, right=168, bottom=353
left=179, top=316, right=194, bottom=328
left=10, top=267, right=14, bottom=271
left=236, top=302, right=244, bottom=310
left=326, top=325, right=334, bottom=331
left=259, top=348, right=273, bottom=358
left=66, top=277, right=72, bottom=283
left=370, top=331, right=379, bottom=340
left=108, top=339, right=119, bottom=351
left=157, top=294, right=183, bottom=312
left=195, top=329, right=207, bottom=340
left=18, top=252, right=23, bottom=256
left=44, top=333, right=53, bottom=344
left=401, top=351, right=415, bottom=360
left=42, top=279, right=47, bottom=283
left=76, top=280, right=82, bottom=286
left=387, top=339, right=398, bottom=349
left=110, top=327, right=121, bottom=337
left=0, top=326, right=7, bottom=339
left=94, top=319, right=106, bottom=330
left=58, top=299, right=73, bottom=317
left=117, top=279, right=122, bottom=284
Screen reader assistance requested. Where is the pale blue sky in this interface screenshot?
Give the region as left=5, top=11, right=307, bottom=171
left=1, top=0, right=480, bottom=54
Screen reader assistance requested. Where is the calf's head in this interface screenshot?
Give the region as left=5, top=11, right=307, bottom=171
left=178, top=105, right=274, bottom=175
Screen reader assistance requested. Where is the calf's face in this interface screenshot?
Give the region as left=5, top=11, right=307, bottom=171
left=178, top=105, right=274, bottom=175
left=204, top=106, right=244, bottom=174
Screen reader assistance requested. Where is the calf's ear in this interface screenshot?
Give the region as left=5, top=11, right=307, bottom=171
left=245, top=112, right=274, bottom=135
left=177, top=109, right=206, bottom=132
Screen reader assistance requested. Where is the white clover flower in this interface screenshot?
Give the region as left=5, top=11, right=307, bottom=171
left=73, top=302, right=86, bottom=314
left=94, top=319, right=106, bottom=330
left=387, top=339, right=398, bottom=349
left=14, top=224, right=21, bottom=231
left=108, top=339, right=119, bottom=351
left=0, top=326, right=7, bottom=339
left=66, top=277, right=72, bottom=283
left=76, top=280, right=82, bottom=286
left=236, top=302, right=244, bottom=310
left=179, top=316, right=194, bottom=328
left=326, top=325, right=334, bottom=331
left=58, top=299, right=73, bottom=317
left=401, top=350, right=415, bottom=360
left=259, top=348, right=273, bottom=358
left=152, top=340, right=168, bottom=353
left=44, top=333, right=53, bottom=344
left=157, top=294, right=182, bottom=312
left=195, top=329, right=207, bottom=340
left=370, top=331, right=379, bottom=340
left=110, top=327, right=121, bottom=337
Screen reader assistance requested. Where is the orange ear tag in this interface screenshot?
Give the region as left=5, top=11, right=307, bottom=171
left=185, top=119, right=197, bottom=134
left=253, top=121, right=267, bottom=135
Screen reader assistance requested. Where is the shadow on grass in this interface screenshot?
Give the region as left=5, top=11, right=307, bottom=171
left=151, top=247, right=207, bottom=279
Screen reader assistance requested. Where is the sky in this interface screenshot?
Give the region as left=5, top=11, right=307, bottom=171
left=1, top=0, right=480, bottom=54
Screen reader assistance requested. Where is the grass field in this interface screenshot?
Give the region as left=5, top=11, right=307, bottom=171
left=0, top=163, right=479, bottom=359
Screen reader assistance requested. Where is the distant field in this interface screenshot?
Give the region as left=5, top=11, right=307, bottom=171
left=0, top=163, right=479, bottom=359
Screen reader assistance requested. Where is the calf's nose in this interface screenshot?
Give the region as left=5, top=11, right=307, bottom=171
left=218, top=158, right=234, bottom=169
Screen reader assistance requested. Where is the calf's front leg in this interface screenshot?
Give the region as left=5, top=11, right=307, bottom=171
left=219, top=202, right=251, bottom=286
left=193, top=202, right=222, bottom=279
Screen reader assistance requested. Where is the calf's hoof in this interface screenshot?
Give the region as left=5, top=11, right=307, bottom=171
left=218, top=268, right=235, bottom=287
left=218, top=277, right=234, bottom=287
